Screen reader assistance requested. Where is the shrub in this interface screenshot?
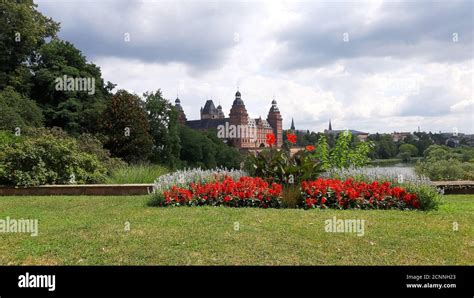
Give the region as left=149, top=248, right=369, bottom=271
left=415, top=159, right=473, bottom=181
left=247, top=132, right=373, bottom=186
left=77, top=133, right=126, bottom=172
left=0, top=128, right=107, bottom=186
left=247, top=133, right=322, bottom=185
left=0, top=87, right=43, bottom=131
left=148, top=176, right=282, bottom=208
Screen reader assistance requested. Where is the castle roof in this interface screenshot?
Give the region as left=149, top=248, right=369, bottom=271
left=202, top=100, right=217, bottom=114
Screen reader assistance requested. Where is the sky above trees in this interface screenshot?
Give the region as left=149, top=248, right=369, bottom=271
left=36, top=0, right=473, bottom=134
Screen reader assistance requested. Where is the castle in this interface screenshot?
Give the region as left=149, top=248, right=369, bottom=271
left=174, top=90, right=283, bottom=149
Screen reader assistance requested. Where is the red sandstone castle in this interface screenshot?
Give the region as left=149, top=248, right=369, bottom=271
left=174, top=90, right=283, bottom=149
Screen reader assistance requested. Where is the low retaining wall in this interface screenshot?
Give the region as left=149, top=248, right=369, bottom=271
left=432, top=181, right=474, bottom=195
left=0, top=184, right=155, bottom=196
left=0, top=181, right=473, bottom=196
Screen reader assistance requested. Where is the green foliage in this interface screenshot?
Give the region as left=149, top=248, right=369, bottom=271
left=247, top=147, right=322, bottom=185
left=415, top=159, right=473, bottom=181
left=0, top=0, right=59, bottom=90
left=398, top=143, right=418, bottom=161
left=317, top=132, right=373, bottom=169
left=178, top=125, right=243, bottom=169
left=106, top=164, right=169, bottom=184
left=402, top=183, right=441, bottom=211
left=0, top=128, right=107, bottom=186
left=368, top=133, right=398, bottom=159
left=76, top=133, right=126, bottom=172
left=101, top=90, right=153, bottom=163
left=144, top=90, right=181, bottom=168
left=31, top=40, right=109, bottom=135
left=0, top=87, right=43, bottom=130
left=415, top=145, right=474, bottom=181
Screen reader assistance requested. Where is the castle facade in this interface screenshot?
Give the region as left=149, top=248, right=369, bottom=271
left=174, top=90, right=283, bottom=149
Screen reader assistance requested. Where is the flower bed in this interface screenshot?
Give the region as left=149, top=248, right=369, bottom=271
left=149, top=176, right=282, bottom=208
left=301, top=178, right=420, bottom=210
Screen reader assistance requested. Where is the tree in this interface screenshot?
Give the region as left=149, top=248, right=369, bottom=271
left=178, top=125, right=242, bottom=169
left=100, top=90, right=153, bottom=163
left=398, top=143, right=418, bottom=161
left=144, top=90, right=181, bottom=168
left=0, top=0, right=59, bottom=91
left=368, top=134, right=397, bottom=159
left=0, top=86, right=43, bottom=131
left=31, top=40, right=108, bottom=135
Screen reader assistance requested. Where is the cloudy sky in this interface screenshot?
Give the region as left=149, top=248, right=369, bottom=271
left=37, top=0, right=473, bottom=133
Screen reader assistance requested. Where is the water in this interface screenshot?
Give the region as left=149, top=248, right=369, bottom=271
left=365, top=163, right=416, bottom=177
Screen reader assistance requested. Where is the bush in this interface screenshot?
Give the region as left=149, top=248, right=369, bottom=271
left=415, top=159, right=472, bottom=181
left=0, top=87, right=43, bottom=131
left=77, top=133, right=126, bottom=172
left=0, top=128, right=108, bottom=186
left=415, top=145, right=474, bottom=181
left=148, top=176, right=282, bottom=208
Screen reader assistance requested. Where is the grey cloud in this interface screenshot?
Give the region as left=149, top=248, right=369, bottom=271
left=273, top=0, right=473, bottom=70
left=37, top=0, right=258, bottom=70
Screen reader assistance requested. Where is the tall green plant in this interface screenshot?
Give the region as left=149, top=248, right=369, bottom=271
left=316, top=131, right=373, bottom=169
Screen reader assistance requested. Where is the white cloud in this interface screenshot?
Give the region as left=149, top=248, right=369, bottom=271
left=37, top=0, right=474, bottom=133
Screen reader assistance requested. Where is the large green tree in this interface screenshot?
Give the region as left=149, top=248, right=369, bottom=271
left=31, top=40, right=109, bottom=135
left=144, top=90, right=181, bottom=168
left=0, top=0, right=59, bottom=92
left=100, top=90, right=153, bottom=163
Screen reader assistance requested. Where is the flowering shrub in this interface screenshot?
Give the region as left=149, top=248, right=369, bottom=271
left=149, top=176, right=282, bottom=208
left=301, top=178, right=420, bottom=210
left=248, top=133, right=322, bottom=185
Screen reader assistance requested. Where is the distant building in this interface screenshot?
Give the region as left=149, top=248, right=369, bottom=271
left=175, top=90, right=283, bottom=149
left=391, top=131, right=413, bottom=142
left=324, top=120, right=369, bottom=142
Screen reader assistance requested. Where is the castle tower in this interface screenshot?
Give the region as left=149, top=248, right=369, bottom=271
left=201, top=100, right=219, bottom=119
left=267, top=99, right=283, bottom=147
left=229, top=90, right=249, bottom=148
left=217, top=104, right=225, bottom=119
left=175, top=97, right=187, bottom=125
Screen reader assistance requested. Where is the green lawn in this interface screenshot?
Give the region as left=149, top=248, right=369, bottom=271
left=0, top=195, right=472, bottom=265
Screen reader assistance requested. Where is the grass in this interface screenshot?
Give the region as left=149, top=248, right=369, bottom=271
left=105, top=164, right=169, bottom=184
left=0, top=195, right=472, bottom=265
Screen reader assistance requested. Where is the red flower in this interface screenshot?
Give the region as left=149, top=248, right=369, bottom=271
left=224, top=195, right=231, bottom=202
left=266, top=134, right=276, bottom=146
left=305, top=145, right=315, bottom=152
left=321, top=197, right=327, bottom=204
left=286, top=133, right=297, bottom=144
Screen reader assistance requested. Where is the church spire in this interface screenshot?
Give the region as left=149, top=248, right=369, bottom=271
left=329, top=119, right=332, bottom=131
left=290, top=118, right=295, bottom=131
